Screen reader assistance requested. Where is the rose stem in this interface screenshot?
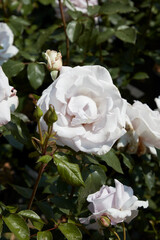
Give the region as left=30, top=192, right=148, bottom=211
left=27, top=163, right=47, bottom=210
left=109, top=227, right=121, bottom=240
left=30, top=225, right=58, bottom=237
left=58, top=0, right=70, bottom=65
left=122, top=222, right=126, bottom=240
left=38, top=120, right=43, bottom=144
left=27, top=122, right=50, bottom=210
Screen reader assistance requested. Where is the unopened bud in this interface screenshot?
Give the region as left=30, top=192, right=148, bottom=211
left=100, top=216, right=111, bottom=228
left=43, top=104, right=58, bottom=126
left=33, top=106, right=43, bottom=121
left=45, top=50, right=62, bottom=72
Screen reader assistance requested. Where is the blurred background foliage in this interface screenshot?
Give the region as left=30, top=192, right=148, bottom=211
left=0, top=0, right=160, bottom=239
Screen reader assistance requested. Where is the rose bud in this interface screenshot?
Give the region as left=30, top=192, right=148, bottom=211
left=33, top=106, right=43, bottom=121
left=43, top=104, right=58, bottom=127
left=45, top=50, right=62, bottom=72
left=100, top=216, right=111, bottom=228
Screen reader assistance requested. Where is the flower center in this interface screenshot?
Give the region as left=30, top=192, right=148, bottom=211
left=67, top=95, right=98, bottom=126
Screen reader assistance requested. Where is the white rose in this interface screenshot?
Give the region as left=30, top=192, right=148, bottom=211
left=0, top=22, right=19, bottom=65
left=55, top=0, right=98, bottom=17
left=79, top=179, right=148, bottom=230
left=155, top=96, right=160, bottom=111
left=69, top=0, right=98, bottom=13
left=127, top=101, right=160, bottom=150
left=45, top=50, right=62, bottom=71
left=0, top=67, right=18, bottom=126
left=37, top=65, right=127, bottom=155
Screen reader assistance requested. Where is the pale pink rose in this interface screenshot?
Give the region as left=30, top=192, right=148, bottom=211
left=0, top=67, right=18, bottom=126
left=79, top=179, right=148, bottom=231
left=37, top=65, right=127, bottom=155
left=0, top=23, right=18, bottom=65
left=127, top=101, right=160, bottom=150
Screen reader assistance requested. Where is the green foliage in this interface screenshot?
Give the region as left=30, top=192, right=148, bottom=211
left=2, top=214, right=30, bottom=240
left=37, top=231, right=53, bottom=240
left=37, top=155, right=52, bottom=164
left=27, top=63, right=45, bottom=89
left=58, top=223, right=82, bottom=240
left=99, top=149, right=124, bottom=174
left=115, top=26, right=137, bottom=44
left=54, top=153, right=84, bottom=187
left=2, top=60, right=25, bottom=78
left=0, top=0, right=160, bottom=239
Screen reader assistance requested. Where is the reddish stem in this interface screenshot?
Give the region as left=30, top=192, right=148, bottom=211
left=27, top=163, right=47, bottom=210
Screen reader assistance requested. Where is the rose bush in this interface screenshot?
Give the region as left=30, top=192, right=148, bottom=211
left=37, top=65, right=127, bottom=155
left=0, top=67, right=18, bottom=126
left=0, top=22, right=18, bottom=65
left=79, top=179, right=148, bottom=230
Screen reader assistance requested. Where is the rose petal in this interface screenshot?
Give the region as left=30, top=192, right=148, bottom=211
left=0, top=100, right=10, bottom=126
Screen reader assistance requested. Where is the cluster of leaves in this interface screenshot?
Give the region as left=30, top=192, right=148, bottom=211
left=0, top=0, right=160, bottom=239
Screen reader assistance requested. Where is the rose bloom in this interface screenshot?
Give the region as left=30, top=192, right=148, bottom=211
left=0, top=67, right=18, bottom=126
left=69, top=0, right=98, bottom=13
left=79, top=179, right=148, bottom=230
left=126, top=101, right=160, bottom=150
left=0, top=23, right=18, bottom=65
left=37, top=65, right=127, bottom=155
left=45, top=50, right=62, bottom=71
left=56, top=0, right=98, bottom=14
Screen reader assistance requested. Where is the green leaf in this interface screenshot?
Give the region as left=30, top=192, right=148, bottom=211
left=66, top=21, right=83, bottom=43
left=32, top=220, right=44, bottom=231
left=115, top=26, right=137, bottom=44
left=37, top=231, right=53, bottom=240
left=87, top=5, right=100, bottom=16
left=37, top=155, right=52, bottom=164
left=143, top=170, right=155, bottom=191
left=5, top=205, right=18, bottom=213
left=97, top=28, right=114, bottom=44
left=11, top=184, right=32, bottom=199
left=18, top=211, right=44, bottom=230
left=133, top=72, right=149, bottom=80
left=18, top=210, right=43, bottom=223
left=8, top=15, right=30, bottom=35
left=100, top=2, right=137, bottom=15
left=36, top=25, right=58, bottom=49
left=2, top=60, right=25, bottom=78
left=82, top=154, right=100, bottom=165
left=58, top=223, right=82, bottom=240
left=0, top=218, right=3, bottom=237
left=121, top=153, right=134, bottom=170
left=99, top=150, right=123, bottom=174
left=64, top=0, right=76, bottom=11
left=27, top=63, right=45, bottom=89
left=3, top=213, right=30, bottom=240
left=54, top=153, right=84, bottom=187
